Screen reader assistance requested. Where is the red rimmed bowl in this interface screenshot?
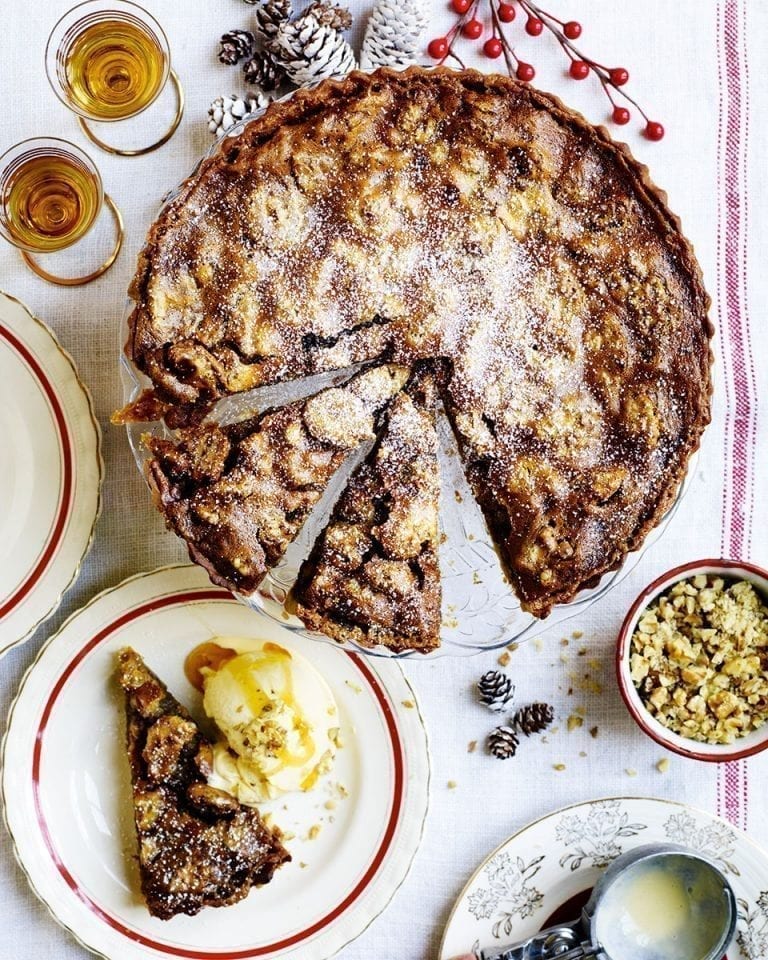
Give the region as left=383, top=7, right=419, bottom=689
left=616, top=558, right=768, bottom=762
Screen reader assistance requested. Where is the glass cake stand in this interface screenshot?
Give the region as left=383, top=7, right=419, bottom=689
left=120, top=107, right=697, bottom=659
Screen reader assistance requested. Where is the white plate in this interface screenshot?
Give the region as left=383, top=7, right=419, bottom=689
left=0, top=290, right=102, bottom=656
left=1, top=564, right=429, bottom=960
left=440, top=796, right=768, bottom=960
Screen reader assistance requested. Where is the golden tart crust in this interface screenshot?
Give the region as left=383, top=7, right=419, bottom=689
left=126, top=66, right=711, bottom=620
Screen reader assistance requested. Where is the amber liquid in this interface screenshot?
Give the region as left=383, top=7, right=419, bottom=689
left=64, top=18, right=166, bottom=120
left=1, top=152, right=101, bottom=252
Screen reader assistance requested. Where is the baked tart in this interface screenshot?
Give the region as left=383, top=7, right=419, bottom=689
left=116, top=647, right=289, bottom=919
left=123, top=66, right=711, bottom=626
left=293, top=369, right=442, bottom=653
left=145, top=362, right=409, bottom=594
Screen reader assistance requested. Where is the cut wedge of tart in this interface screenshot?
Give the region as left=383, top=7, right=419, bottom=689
left=293, top=368, right=442, bottom=653
left=146, top=362, right=410, bottom=595
left=116, top=647, right=289, bottom=920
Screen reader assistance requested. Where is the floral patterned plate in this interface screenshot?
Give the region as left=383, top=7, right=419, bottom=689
left=439, top=797, right=768, bottom=960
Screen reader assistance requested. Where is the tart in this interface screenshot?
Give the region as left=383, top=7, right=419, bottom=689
left=146, top=362, right=409, bottom=594
left=116, top=647, right=289, bottom=919
left=293, top=368, right=442, bottom=653
left=124, top=66, right=711, bottom=624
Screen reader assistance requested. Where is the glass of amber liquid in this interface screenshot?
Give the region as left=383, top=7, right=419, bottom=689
left=0, top=137, right=123, bottom=285
left=45, top=0, right=184, bottom=157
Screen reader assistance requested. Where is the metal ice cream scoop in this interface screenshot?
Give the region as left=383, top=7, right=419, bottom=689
left=477, top=843, right=736, bottom=960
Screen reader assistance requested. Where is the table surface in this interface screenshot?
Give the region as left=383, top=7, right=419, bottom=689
left=1, top=1, right=767, bottom=958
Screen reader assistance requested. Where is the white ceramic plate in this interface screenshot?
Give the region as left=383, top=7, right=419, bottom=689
left=0, top=290, right=101, bottom=656
left=440, top=796, right=768, bottom=960
left=1, top=564, right=429, bottom=960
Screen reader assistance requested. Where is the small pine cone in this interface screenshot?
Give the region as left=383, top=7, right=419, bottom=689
left=218, top=29, right=256, bottom=65
left=207, top=91, right=273, bottom=138
left=273, top=13, right=356, bottom=85
left=360, top=0, right=427, bottom=71
left=487, top=725, right=519, bottom=760
left=477, top=670, right=515, bottom=712
left=243, top=50, right=285, bottom=90
left=514, top=702, right=555, bottom=736
left=304, top=1, right=353, bottom=32
left=253, top=0, right=293, bottom=42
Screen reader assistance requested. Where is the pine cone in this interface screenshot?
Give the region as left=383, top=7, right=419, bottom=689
left=253, top=0, right=293, bottom=42
left=207, top=92, right=273, bottom=138
left=273, top=13, right=356, bottom=85
left=304, top=1, right=353, bottom=32
left=243, top=50, right=285, bottom=90
left=218, top=29, right=256, bottom=65
left=514, top=702, right=554, bottom=736
left=487, top=725, right=519, bottom=760
left=477, top=670, right=515, bottom=712
left=360, top=0, right=427, bottom=71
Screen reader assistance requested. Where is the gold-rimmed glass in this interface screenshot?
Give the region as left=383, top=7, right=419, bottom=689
left=0, top=137, right=123, bottom=286
left=45, top=0, right=184, bottom=157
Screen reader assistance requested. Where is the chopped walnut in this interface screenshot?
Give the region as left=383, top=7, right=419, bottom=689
left=630, top=576, right=768, bottom=744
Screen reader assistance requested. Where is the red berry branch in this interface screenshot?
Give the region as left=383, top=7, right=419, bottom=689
left=428, top=0, right=664, bottom=140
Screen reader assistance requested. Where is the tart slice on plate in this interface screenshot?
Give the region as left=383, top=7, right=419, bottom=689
left=146, top=362, right=410, bottom=594
left=116, top=647, right=289, bottom=920
left=293, top=368, right=442, bottom=653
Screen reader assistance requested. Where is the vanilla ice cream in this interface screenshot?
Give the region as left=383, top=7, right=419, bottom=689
left=200, top=638, right=338, bottom=804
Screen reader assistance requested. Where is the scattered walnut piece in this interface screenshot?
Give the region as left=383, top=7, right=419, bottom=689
left=567, top=714, right=584, bottom=731
left=533, top=638, right=543, bottom=652
left=572, top=630, right=584, bottom=639
left=507, top=643, right=519, bottom=653
left=590, top=726, right=599, bottom=738
left=630, top=576, right=768, bottom=744
left=625, top=768, right=638, bottom=777
left=553, top=763, right=566, bottom=771
left=447, top=780, right=457, bottom=790
left=307, top=824, right=321, bottom=840
left=468, top=740, right=477, bottom=753
left=401, top=699, right=415, bottom=709
left=497, top=651, right=511, bottom=667
left=656, top=758, right=671, bottom=773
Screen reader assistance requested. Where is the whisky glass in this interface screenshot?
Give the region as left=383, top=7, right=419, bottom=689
left=45, top=1, right=184, bottom=157
left=0, top=137, right=123, bottom=285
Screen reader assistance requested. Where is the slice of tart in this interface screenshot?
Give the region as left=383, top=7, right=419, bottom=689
left=146, top=362, right=410, bottom=595
left=293, top=369, right=442, bottom=653
left=116, top=647, right=289, bottom=920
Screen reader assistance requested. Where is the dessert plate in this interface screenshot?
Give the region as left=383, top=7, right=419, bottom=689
left=0, top=290, right=101, bottom=657
left=440, top=796, right=768, bottom=960
left=1, top=564, right=429, bottom=960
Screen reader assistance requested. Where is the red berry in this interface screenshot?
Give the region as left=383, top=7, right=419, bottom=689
left=563, top=20, right=581, bottom=39
left=612, top=106, right=630, bottom=125
left=516, top=61, right=535, bottom=82
left=498, top=2, right=515, bottom=22
left=610, top=67, right=629, bottom=86
left=569, top=59, right=590, bottom=80
left=483, top=36, right=503, bottom=58
left=427, top=36, right=449, bottom=58
left=462, top=17, right=483, bottom=38
left=525, top=15, right=543, bottom=36
left=452, top=0, right=472, bottom=13
left=645, top=121, right=665, bottom=141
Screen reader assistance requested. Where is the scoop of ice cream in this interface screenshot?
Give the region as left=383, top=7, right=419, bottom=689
left=200, top=639, right=337, bottom=803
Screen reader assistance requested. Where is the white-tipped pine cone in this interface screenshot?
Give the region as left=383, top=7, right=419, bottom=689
left=273, top=13, right=356, bottom=85
left=360, top=0, right=427, bottom=70
left=207, top=91, right=273, bottom=138
left=252, top=0, right=293, bottom=42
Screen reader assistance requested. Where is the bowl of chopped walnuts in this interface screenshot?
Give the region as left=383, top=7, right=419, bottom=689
left=616, top=559, right=768, bottom=761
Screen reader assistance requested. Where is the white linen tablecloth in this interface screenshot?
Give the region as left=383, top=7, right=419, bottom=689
left=1, top=1, right=766, bottom=957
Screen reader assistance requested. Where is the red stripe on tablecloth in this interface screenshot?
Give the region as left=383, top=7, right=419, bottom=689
left=717, top=0, right=754, bottom=832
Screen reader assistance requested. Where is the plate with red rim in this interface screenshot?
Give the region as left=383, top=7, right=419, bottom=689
left=1, top=564, right=429, bottom=960
left=439, top=796, right=768, bottom=960
left=0, top=289, right=102, bottom=657
left=616, top=558, right=768, bottom=763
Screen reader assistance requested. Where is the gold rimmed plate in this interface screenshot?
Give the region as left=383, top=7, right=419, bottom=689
left=0, top=290, right=102, bottom=656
